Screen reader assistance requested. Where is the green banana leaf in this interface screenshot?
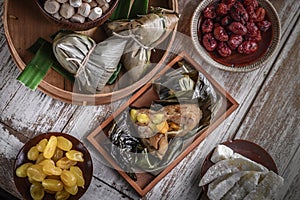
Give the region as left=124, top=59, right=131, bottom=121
left=110, top=0, right=149, bottom=21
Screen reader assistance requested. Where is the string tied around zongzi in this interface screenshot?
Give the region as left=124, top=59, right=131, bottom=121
left=104, top=11, right=179, bottom=83
left=112, top=31, right=152, bottom=50
left=53, top=32, right=128, bottom=93
left=65, top=42, right=96, bottom=78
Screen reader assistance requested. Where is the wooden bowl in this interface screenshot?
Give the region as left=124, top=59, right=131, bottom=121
left=13, top=132, right=93, bottom=200
left=3, top=0, right=178, bottom=105
left=34, top=0, right=119, bottom=31
left=191, top=0, right=281, bottom=72
left=200, top=139, right=278, bottom=194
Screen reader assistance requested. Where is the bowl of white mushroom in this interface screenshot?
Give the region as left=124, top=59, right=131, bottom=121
left=35, top=0, right=119, bottom=31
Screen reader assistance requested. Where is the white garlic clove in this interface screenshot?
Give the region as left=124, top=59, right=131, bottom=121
left=101, top=3, right=109, bottom=13
left=78, top=3, right=91, bottom=17
left=95, top=0, right=106, bottom=7
left=88, top=7, right=102, bottom=20
left=105, top=0, right=111, bottom=3
left=69, top=0, right=82, bottom=8
left=70, top=13, right=86, bottom=23
left=56, top=0, right=68, bottom=3
left=83, top=0, right=92, bottom=2
left=60, top=3, right=75, bottom=19
left=44, top=0, right=60, bottom=14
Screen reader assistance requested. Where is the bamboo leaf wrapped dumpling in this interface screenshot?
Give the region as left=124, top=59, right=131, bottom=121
left=120, top=39, right=151, bottom=83
left=104, top=11, right=179, bottom=83
left=105, top=12, right=179, bottom=48
left=53, top=33, right=127, bottom=93
left=53, top=33, right=95, bottom=75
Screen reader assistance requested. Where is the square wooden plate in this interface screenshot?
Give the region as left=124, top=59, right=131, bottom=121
left=87, top=51, right=239, bottom=196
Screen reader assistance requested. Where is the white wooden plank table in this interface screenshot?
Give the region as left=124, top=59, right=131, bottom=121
left=0, top=0, right=299, bottom=199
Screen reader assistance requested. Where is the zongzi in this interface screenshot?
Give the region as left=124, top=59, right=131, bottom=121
left=53, top=32, right=127, bottom=93
left=105, top=11, right=179, bottom=83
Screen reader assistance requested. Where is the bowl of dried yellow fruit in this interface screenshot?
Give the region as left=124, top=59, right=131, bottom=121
left=14, top=132, right=93, bottom=200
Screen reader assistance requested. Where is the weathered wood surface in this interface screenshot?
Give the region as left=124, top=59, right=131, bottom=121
left=235, top=16, right=300, bottom=200
left=0, top=0, right=299, bottom=200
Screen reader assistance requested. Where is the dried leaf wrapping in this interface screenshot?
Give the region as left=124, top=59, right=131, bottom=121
left=53, top=33, right=95, bottom=75
left=106, top=61, right=223, bottom=176
left=105, top=13, right=178, bottom=47
left=121, top=40, right=151, bottom=83
left=104, top=12, right=179, bottom=83
left=53, top=33, right=127, bottom=93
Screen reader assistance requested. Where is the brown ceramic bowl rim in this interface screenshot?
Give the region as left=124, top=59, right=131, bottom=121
left=34, top=0, right=119, bottom=31
left=190, top=0, right=281, bottom=72
left=200, top=139, right=278, bottom=194
left=13, top=132, right=93, bottom=200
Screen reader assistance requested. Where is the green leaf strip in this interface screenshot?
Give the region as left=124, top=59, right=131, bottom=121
left=17, top=42, right=53, bottom=90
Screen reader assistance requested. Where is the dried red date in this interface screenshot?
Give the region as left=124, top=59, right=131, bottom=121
left=246, top=5, right=257, bottom=21
left=221, top=0, right=236, bottom=9
left=221, top=0, right=236, bottom=4
left=228, top=34, right=243, bottom=50
left=238, top=41, right=258, bottom=54
left=216, top=3, right=229, bottom=16
left=243, top=0, right=259, bottom=8
left=214, top=23, right=221, bottom=29
left=257, top=20, right=272, bottom=32
left=221, top=16, right=231, bottom=26
left=230, top=2, right=249, bottom=24
left=246, top=22, right=259, bottom=37
left=217, top=42, right=232, bottom=57
left=203, top=5, right=217, bottom=19
left=245, top=30, right=261, bottom=42
left=255, top=7, right=266, bottom=22
left=228, top=22, right=248, bottom=35
left=199, top=0, right=271, bottom=59
left=215, top=16, right=222, bottom=23
left=214, top=26, right=229, bottom=41
left=202, top=33, right=218, bottom=51
left=201, top=19, right=214, bottom=33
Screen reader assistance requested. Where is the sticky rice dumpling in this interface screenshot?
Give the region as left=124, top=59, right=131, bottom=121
left=105, top=12, right=179, bottom=48
left=104, top=11, right=179, bottom=83
left=132, top=103, right=202, bottom=159
left=121, top=39, right=151, bottom=83
left=53, top=32, right=127, bottom=93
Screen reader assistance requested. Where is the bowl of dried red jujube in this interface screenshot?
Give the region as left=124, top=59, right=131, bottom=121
left=191, top=0, right=281, bottom=72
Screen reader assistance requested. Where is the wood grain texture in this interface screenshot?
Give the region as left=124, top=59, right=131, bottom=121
left=0, top=0, right=299, bottom=199
left=0, top=21, right=20, bottom=112
left=0, top=89, right=77, bottom=136
left=143, top=1, right=299, bottom=199
left=81, top=177, right=133, bottom=200
left=62, top=100, right=125, bottom=139
left=235, top=15, right=300, bottom=199
left=278, top=146, right=300, bottom=200
left=0, top=122, right=28, bottom=199
left=235, top=16, right=300, bottom=171
left=62, top=100, right=142, bottom=198
left=0, top=123, right=134, bottom=200
left=66, top=1, right=299, bottom=199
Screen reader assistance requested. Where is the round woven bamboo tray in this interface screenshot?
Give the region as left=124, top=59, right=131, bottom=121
left=3, top=0, right=178, bottom=105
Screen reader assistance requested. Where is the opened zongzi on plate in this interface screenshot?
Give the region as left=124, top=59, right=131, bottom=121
left=104, top=60, right=222, bottom=176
